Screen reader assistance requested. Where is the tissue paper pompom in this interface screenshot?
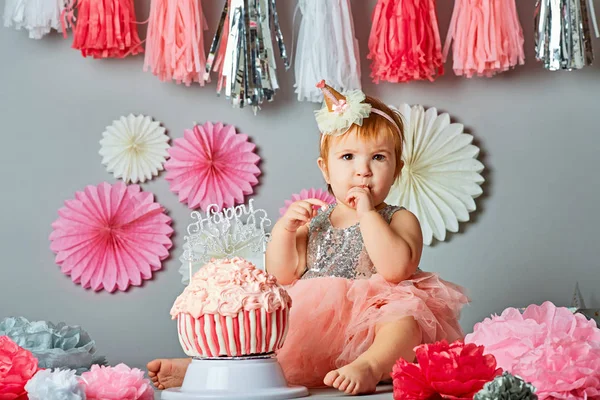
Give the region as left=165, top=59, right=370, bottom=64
left=391, top=360, right=435, bottom=400
left=465, top=307, right=547, bottom=370
left=510, top=336, right=600, bottom=400
left=0, top=316, right=106, bottom=373
left=465, top=301, right=600, bottom=400
left=25, top=369, right=86, bottom=400
left=474, top=371, right=537, bottom=400
left=164, top=122, right=261, bottom=211
left=464, top=301, right=600, bottom=368
left=392, top=340, right=501, bottom=400
left=49, top=181, right=173, bottom=292
left=0, top=336, right=39, bottom=400
left=81, top=363, right=153, bottom=400
left=279, top=188, right=336, bottom=216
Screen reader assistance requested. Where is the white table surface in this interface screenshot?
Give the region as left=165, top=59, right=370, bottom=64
left=153, top=384, right=394, bottom=399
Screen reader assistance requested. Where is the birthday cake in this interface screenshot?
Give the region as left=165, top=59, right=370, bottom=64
left=170, top=257, right=292, bottom=358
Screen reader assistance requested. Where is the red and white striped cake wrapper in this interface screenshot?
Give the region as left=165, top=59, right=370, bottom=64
left=177, top=308, right=290, bottom=357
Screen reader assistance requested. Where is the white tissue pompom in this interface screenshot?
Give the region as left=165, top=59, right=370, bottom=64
left=25, top=369, right=86, bottom=400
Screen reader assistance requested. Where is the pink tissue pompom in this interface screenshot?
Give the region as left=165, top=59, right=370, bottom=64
left=465, top=301, right=600, bottom=400
left=81, top=363, right=154, bottom=400
left=512, top=335, right=600, bottom=399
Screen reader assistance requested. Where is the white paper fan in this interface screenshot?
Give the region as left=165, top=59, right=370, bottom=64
left=99, top=114, right=170, bottom=183
left=386, top=104, right=485, bottom=245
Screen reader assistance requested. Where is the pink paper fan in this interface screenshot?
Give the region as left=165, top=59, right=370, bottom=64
left=279, top=188, right=336, bottom=216
left=164, top=122, right=261, bottom=211
left=49, top=182, right=173, bottom=292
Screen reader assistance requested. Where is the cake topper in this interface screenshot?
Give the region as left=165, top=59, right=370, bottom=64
left=179, top=199, right=272, bottom=284
left=572, top=281, right=586, bottom=309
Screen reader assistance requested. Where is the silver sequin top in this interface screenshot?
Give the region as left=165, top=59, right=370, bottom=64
left=301, top=204, right=405, bottom=280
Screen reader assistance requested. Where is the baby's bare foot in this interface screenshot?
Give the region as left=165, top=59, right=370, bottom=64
left=147, top=358, right=191, bottom=390
left=323, top=358, right=382, bottom=395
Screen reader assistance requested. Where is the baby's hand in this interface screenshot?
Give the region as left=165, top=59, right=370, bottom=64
left=280, top=199, right=329, bottom=232
left=346, top=187, right=375, bottom=218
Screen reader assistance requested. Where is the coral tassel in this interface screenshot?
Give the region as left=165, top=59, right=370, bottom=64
left=368, top=0, right=444, bottom=83
left=68, top=0, right=143, bottom=58
left=443, top=0, right=525, bottom=77
left=144, top=0, right=209, bottom=86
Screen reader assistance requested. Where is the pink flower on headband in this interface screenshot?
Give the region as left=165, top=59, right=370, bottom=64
left=332, top=100, right=349, bottom=114
left=315, top=79, right=401, bottom=137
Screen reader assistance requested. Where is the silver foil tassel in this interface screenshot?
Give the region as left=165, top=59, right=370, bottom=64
left=206, top=0, right=289, bottom=113
left=535, top=0, right=598, bottom=70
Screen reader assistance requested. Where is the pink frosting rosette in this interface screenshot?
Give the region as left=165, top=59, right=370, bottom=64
left=170, top=257, right=292, bottom=319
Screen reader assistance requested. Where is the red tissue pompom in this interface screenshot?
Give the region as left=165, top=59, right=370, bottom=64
left=392, top=340, right=502, bottom=400
left=0, top=336, right=39, bottom=400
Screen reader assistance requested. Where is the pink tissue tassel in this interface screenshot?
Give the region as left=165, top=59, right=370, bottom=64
left=144, top=0, right=209, bottom=86
left=443, top=0, right=525, bottom=78
left=368, top=0, right=444, bottom=83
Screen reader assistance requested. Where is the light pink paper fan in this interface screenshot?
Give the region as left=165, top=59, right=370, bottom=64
left=49, top=182, right=173, bottom=292
left=164, top=122, right=261, bottom=210
left=279, top=188, right=336, bottom=216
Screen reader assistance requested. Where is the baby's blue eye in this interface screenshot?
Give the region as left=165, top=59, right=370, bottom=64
left=342, top=154, right=353, bottom=160
left=373, top=154, right=385, bottom=161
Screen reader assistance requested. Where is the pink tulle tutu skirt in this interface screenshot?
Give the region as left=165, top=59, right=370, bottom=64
left=276, top=272, right=470, bottom=387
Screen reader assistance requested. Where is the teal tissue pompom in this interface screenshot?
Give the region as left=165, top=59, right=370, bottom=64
left=0, top=316, right=106, bottom=373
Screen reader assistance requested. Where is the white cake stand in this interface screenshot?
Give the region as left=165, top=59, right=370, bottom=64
left=161, top=354, right=309, bottom=400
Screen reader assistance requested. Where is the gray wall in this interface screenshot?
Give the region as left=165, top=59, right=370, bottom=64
left=1, top=0, right=599, bottom=371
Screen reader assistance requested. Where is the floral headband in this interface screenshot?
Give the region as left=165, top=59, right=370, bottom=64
left=314, top=80, right=402, bottom=144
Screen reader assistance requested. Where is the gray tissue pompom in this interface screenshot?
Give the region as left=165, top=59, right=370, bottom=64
left=474, top=372, right=538, bottom=400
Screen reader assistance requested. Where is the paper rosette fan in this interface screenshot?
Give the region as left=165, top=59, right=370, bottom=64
left=49, top=182, right=173, bottom=292
left=165, top=122, right=261, bottom=211
left=279, top=188, right=336, bottom=216
left=99, top=114, right=170, bottom=184
left=386, top=104, right=484, bottom=245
